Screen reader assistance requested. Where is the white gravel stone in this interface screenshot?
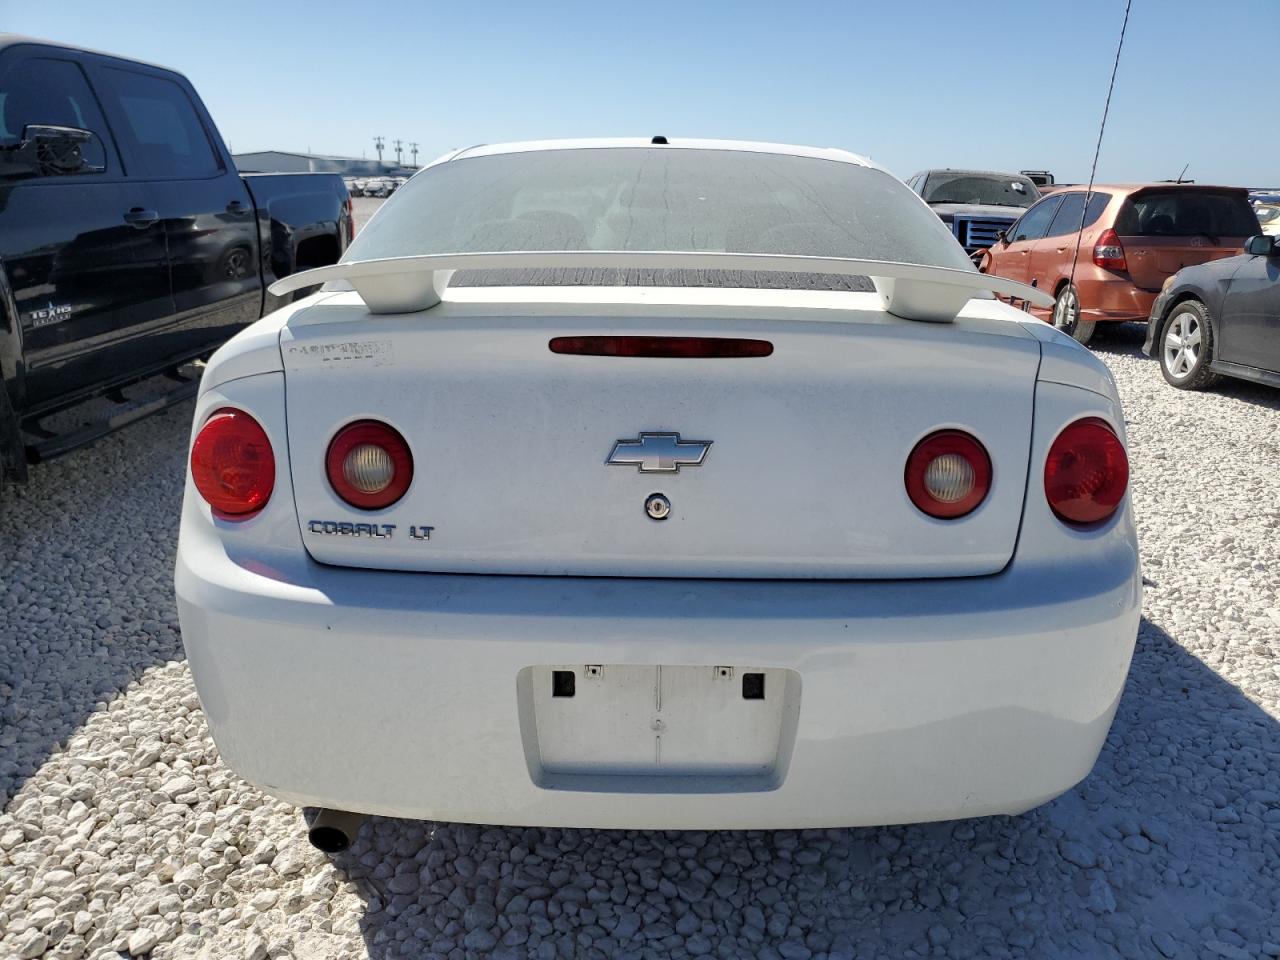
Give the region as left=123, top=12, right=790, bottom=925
left=15, top=928, right=50, bottom=959
left=249, top=889, right=279, bottom=912
left=158, top=776, right=197, bottom=800
left=1, top=322, right=1279, bottom=959
left=270, top=844, right=309, bottom=878
left=125, top=927, right=159, bottom=956
left=300, top=869, right=337, bottom=901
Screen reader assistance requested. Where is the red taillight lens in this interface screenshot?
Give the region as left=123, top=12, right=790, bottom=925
left=325, top=420, right=413, bottom=509
left=904, top=430, right=992, bottom=519
left=346, top=195, right=355, bottom=243
left=1093, top=227, right=1127, bottom=271
left=1044, top=417, right=1128, bottom=526
left=190, top=408, right=275, bottom=519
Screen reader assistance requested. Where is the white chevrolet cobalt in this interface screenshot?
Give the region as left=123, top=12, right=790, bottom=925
left=175, top=139, right=1141, bottom=852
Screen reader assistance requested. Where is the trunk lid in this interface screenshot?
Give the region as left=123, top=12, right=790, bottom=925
left=280, top=291, right=1040, bottom=579
left=1116, top=187, right=1255, bottom=291
left=1120, top=235, right=1249, bottom=291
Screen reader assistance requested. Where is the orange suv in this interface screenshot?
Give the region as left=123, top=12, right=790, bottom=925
left=979, top=184, right=1259, bottom=343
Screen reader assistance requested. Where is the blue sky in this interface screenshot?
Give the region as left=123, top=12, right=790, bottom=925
left=7, top=0, right=1277, bottom=185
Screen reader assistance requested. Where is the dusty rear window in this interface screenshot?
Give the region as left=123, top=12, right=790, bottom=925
left=344, top=147, right=974, bottom=274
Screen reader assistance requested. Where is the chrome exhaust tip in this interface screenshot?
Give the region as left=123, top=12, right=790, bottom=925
left=304, top=808, right=366, bottom=854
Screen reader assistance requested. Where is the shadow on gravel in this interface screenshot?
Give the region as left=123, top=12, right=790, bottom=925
left=1092, top=321, right=1280, bottom=413
left=0, top=403, right=191, bottom=805
left=330, top=617, right=1279, bottom=960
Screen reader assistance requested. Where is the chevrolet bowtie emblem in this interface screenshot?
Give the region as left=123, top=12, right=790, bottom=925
left=607, top=432, right=712, bottom=473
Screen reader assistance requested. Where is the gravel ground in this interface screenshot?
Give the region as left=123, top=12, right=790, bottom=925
left=2, top=310, right=1278, bottom=960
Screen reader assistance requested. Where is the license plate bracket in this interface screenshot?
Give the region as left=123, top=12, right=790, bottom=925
left=517, top=664, right=801, bottom=792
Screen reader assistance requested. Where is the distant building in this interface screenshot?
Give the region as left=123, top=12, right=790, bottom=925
left=233, top=150, right=418, bottom=178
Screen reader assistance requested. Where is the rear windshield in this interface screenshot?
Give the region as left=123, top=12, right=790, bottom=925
left=1116, top=191, right=1259, bottom=238
left=343, top=148, right=974, bottom=273
left=921, top=172, right=1039, bottom=208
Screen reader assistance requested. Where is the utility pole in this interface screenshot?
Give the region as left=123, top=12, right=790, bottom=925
left=373, top=136, right=385, bottom=162
left=410, top=142, right=419, bottom=166
left=394, top=139, right=403, bottom=165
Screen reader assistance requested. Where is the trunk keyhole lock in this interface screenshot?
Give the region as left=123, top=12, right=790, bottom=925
left=645, top=493, right=671, bottom=521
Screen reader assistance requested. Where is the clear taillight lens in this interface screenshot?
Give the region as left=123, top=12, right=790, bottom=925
left=325, top=420, right=413, bottom=509
left=190, top=408, right=275, bottom=519
left=1093, top=227, right=1128, bottom=271
left=905, top=430, right=992, bottom=519
left=1045, top=417, right=1129, bottom=526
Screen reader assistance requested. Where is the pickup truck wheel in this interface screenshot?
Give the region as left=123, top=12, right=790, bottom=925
left=1053, top=284, right=1095, bottom=345
left=1159, top=300, right=1220, bottom=390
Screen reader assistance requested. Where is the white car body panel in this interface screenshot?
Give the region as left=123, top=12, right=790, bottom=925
left=177, top=139, right=1141, bottom=829
left=176, top=369, right=1140, bottom=828
left=279, top=292, right=1039, bottom=578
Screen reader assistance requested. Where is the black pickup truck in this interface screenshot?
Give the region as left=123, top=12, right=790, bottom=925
left=0, top=35, right=351, bottom=490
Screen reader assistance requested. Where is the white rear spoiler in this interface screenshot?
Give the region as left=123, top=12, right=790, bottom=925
left=268, top=252, right=1053, bottom=323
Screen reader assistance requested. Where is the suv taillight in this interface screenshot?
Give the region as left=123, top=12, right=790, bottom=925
left=326, top=420, right=413, bottom=509
left=347, top=195, right=355, bottom=243
left=1044, top=418, right=1128, bottom=526
left=1093, top=228, right=1127, bottom=271
left=905, top=430, right=992, bottom=519
left=190, top=408, right=275, bottom=519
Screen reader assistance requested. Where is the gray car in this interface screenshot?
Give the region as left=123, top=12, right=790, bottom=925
left=1142, top=234, right=1280, bottom=390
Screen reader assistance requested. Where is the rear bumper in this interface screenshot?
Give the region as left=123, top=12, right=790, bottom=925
left=1075, top=269, right=1158, bottom=323
left=176, top=523, right=1141, bottom=829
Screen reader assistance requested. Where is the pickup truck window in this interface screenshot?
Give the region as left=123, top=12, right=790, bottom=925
left=100, top=67, right=220, bottom=178
left=0, top=57, right=110, bottom=171
left=922, top=172, right=1039, bottom=209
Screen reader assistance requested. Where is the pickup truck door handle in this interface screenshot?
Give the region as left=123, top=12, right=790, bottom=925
left=225, top=200, right=250, bottom=215
left=123, top=207, right=160, bottom=228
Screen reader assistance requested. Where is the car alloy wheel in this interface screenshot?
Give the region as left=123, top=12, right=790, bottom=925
left=1157, top=300, right=1219, bottom=390
left=1052, top=284, right=1095, bottom=345
left=1053, top=286, right=1078, bottom=331
left=1162, top=309, right=1201, bottom=380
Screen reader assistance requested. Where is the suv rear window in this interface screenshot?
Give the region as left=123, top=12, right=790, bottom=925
left=1116, top=191, right=1259, bottom=239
